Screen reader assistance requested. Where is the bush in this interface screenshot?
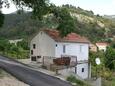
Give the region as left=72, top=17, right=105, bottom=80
left=66, top=75, right=76, bottom=83
left=66, top=75, right=91, bottom=86
left=100, top=68, right=112, bottom=80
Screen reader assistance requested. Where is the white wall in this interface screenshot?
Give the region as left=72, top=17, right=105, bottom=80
left=58, top=63, right=89, bottom=79
left=30, top=32, right=89, bottom=62
left=98, top=45, right=107, bottom=52
left=76, top=63, right=89, bottom=79
left=30, top=31, right=56, bottom=61
left=55, top=42, right=89, bottom=79
left=55, top=42, right=89, bottom=61
left=58, top=67, right=75, bottom=77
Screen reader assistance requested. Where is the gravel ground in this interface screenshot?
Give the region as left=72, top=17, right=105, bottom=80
left=0, top=69, right=29, bottom=86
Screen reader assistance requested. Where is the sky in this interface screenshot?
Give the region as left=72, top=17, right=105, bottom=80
left=1, top=0, right=31, bottom=14
left=1, top=0, right=115, bottom=15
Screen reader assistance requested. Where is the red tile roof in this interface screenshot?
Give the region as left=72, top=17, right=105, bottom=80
left=96, top=42, right=109, bottom=46
left=43, top=29, right=90, bottom=43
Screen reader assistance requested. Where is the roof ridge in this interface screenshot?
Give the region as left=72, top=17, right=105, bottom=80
left=43, top=29, right=90, bottom=43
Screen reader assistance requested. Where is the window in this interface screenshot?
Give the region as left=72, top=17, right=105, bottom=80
left=33, top=44, right=36, bottom=49
left=31, top=56, right=37, bottom=61
left=82, top=68, right=84, bottom=72
left=37, top=56, right=41, bottom=58
left=31, top=50, right=33, bottom=55
left=80, top=45, right=83, bottom=52
left=63, top=45, right=66, bottom=53
left=75, top=67, right=77, bottom=74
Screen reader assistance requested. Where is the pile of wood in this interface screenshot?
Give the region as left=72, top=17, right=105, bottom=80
left=53, top=57, right=71, bottom=66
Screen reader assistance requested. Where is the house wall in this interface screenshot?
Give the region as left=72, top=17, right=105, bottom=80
left=9, top=39, right=23, bottom=46
left=58, top=67, right=75, bottom=77
left=90, top=44, right=97, bottom=52
left=30, top=31, right=56, bottom=61
left=55, top=42, right=89, bottom=61
left=97, top=45, right=107, bottom=52
left=30, top=31, right=89, bottom=62
left=55, top=42, right=89, bottom=79
left=76, top=63, right=89, bottom=79
left=58, top=63, right=89, bottom=79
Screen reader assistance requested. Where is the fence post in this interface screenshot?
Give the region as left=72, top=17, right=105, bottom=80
left=56, top=68, right=59, bottom=75
left=43, top=56, right=44, bottom=66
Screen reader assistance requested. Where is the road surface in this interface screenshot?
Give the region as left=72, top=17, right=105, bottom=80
left=0, top=56, right=72, bottom=86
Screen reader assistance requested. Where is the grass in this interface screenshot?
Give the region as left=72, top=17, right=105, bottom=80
left=0, top=69, right=3, bottom=77
left=0, top=69, right=7, bottom=78
left=0, top=50, right=29, bottom=59
left=66, top=75, right=91, bottom=86
left=103, top=75, right=115, bottom=86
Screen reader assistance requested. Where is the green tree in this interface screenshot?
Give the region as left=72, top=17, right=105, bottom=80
left=0, top=39, right=9, bottom=54
left=0, top=0, right=50, bottom=27
left=52, top=7, right=76, bottom=37
left=1, top=0, right=50, bottom=19
left=89, top=51, right=109, bottom=78
left=0, top=43, right=5, bottom=54
left=89, top=51, right=105, bottom=66
left=10, top=45, right=20, bottom=58
left=0, top=11, right=4, bottom=27
left=105, top=47, right=115, bottom=70
left=17, top=40, right=29, bottom=50
left=111, top=40, right=115, bottom=49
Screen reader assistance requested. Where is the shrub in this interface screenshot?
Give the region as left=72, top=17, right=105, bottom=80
left=66, top=75, right=91, bottom=86
left=66, top=75, right=76, bottom=83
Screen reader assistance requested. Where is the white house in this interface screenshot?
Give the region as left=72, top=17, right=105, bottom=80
left=30, top=29, right=90, bottom=79
left=89, top=44, right=97, bottom=52
left=96, top=42, right=109, bottom=52
left=9, top=39, right=23, bottom=45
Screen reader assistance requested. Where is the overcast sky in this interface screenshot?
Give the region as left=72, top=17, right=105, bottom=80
left=1, top=0, right=115, bottom=15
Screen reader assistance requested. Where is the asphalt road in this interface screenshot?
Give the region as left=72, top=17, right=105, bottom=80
left=0, top=56, right=72, bottom=86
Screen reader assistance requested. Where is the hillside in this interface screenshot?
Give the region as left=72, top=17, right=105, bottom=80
left=0, top=12, right=42, bottom=39
left=0, top=6, right=115, bottom=42
left=104, top=15, right=115, bottom=19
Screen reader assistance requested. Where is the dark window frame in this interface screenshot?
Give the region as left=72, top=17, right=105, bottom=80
left=82, top=68, right=84, bottom=72
left=31, top=50, right=33, bottom=55
left=33, top=44, right=36, bottom=49
left=63, top=45, right=66, bottom=53
left=31, top=56, right=37, bottom=61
